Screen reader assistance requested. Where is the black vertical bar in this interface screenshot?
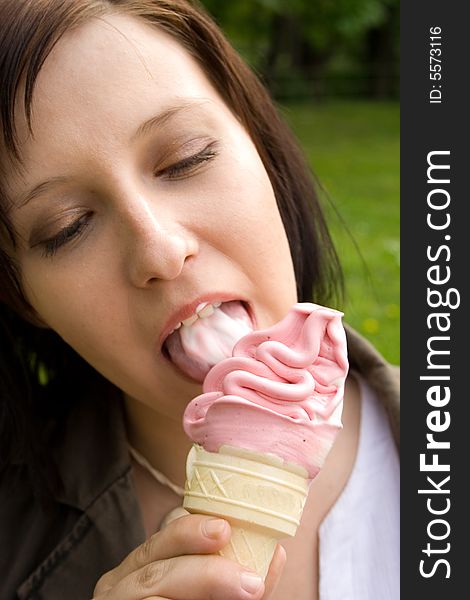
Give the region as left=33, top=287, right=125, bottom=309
left=401, top=2, right=468, bottom=596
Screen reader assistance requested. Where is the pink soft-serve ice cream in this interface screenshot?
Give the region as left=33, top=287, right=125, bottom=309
left=183, top=302, right=349, bottom=479
left=165, top=301, right=253, bottom=382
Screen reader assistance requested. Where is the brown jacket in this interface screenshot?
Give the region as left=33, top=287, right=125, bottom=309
left=0, top=326, right=399, bottom=599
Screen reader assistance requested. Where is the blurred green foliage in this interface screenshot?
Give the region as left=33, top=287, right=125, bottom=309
left=281, top=100, right=400, bottom=365
left=201, top=0, right=399, bottom=99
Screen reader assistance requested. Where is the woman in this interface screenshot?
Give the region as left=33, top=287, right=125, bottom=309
left=0, top=1, right=399, bottom=599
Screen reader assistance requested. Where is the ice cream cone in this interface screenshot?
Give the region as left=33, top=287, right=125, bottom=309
left=183, top=443, right=309, bottom=579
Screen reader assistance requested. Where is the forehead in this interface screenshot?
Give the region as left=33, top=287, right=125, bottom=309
left=12, top=13, right=225, bottom=178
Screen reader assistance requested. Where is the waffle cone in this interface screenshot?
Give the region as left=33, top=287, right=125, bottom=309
left=183, top=444, right=309, bottom=579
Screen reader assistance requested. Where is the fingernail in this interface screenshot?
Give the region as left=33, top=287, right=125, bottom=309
left=202, top=518, right=226, bottom=538
left=240, top=571, right=263, bottom=595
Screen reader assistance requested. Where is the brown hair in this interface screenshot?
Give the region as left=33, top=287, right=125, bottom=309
left=0, top=0, right=343, bottom=492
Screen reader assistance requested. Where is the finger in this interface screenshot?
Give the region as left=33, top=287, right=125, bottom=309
left=263, top=544, right=287, bottom=599
left=94, top=515, right=230, bottom=593
left=111, top=554, right=265, bottom=600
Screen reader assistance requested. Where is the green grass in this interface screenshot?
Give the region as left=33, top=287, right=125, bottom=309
left=281, top=101, right=400, bottom=365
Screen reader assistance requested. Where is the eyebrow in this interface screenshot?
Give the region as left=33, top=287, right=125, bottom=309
left=131, top=99, right=208, bottom=142
left=16, top=99, right=209, bottom=209
left=17, top=176, right=71, bottom=209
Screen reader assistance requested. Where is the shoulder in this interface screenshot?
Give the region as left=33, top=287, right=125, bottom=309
left=0, top=466, right=81, bottom=599
left=0, top=384, right=141, bottom=599
left=345, top=324, right=400, bottom=448
left=0, top=382, right=129, bottom=598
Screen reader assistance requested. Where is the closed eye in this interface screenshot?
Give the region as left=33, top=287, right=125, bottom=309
left=36, top=212, right=92, bottom=258
left=156, top=141, right=219, bottom=180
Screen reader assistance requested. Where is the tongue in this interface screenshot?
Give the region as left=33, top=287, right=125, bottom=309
left=164, top=301, right=253, bottom=382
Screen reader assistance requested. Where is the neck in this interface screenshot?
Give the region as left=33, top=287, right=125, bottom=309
left=123, top=394, right=192, bottom=489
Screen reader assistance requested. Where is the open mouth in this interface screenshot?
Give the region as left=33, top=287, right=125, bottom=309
left=162, top=300, right=254, bottom=383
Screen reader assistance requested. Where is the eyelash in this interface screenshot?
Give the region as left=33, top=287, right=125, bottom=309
left=38, top=143, right=219, bottom=258
left=157, top=141, right=219, bottom=179
left=40, top=213, right=90, bottom=258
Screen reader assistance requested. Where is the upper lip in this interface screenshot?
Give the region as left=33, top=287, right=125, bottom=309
left=158, top=294, right=255, bottom=350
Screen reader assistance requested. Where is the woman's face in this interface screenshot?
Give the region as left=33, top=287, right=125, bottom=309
left=8, top=14, right=297, bottom=415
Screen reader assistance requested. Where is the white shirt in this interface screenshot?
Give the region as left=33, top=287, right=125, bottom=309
left=319, top=375, right=400, bottom=599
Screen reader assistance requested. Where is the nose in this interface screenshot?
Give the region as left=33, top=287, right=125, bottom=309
left=121, top=196, right=199, bottom=287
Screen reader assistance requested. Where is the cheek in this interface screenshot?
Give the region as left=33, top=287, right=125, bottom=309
left=196, top=150, right=293, bottom=263
left=22, top=259, right=117, bottom=346
left=24, top=268, right=137, bottom=387
left=226, top=180, right=294, bottom=280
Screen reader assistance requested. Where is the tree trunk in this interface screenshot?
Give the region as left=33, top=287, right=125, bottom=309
left=365, top=4, right=399, bottom=98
